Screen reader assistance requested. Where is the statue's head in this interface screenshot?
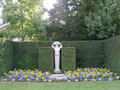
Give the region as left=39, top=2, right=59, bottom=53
left=52, top=41, right=62, bottom=48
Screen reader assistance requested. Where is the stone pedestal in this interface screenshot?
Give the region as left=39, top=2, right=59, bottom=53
left=49, top=74, right=67, bottom=80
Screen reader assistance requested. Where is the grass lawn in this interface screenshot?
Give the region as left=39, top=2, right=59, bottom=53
left=0, top=81, right=120, bottom=90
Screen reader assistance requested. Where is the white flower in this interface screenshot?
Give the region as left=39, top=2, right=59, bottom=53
left=12, top=78, right=15, bottom=81
left=98, top=78, right=102, bottom=81
left=116, top=76, right=120, bottom=80
left=84, top=78, right=87, bottom=81
left=68, top=80, right=71, bottom=82
left=91, top=79, right=94, bottom=81
left=48, top=79, right=52, bottom=82
left=26, top=79, right=30, bottom=82
left=108, top=78, right=113, bottom=81
left=93, top=79, right=96, bottom=81
left=75, top=79, right=78, bottom=82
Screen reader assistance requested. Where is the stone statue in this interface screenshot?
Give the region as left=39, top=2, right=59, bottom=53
left=52, top=41, right=62, bottom=73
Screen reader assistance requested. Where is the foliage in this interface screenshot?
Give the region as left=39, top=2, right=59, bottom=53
left=85, top=0, right=120, bottom=39
left=0, top=39, right=13, bottom=76
left=61, top=47, right=76, bottom=71
left=47, top=0, right=120, bottom=40
left=13, top=42, right=38, bottom=70
left=38, top=47, right=54, bottom=72
left=104, top=36, right=120, bottom=75
left=13, top=41, right=104, bottom=70
left=1, top=0, right=47, bottom=40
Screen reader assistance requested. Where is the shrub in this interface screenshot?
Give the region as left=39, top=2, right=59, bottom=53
left=61, top=47, right=76, bottom=71
left=0, top=39, right=13, bottom=75
left=38, top=47, right=54, bottom=72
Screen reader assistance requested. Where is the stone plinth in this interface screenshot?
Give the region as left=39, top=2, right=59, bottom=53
left=49, top=74, right=67, bottom=80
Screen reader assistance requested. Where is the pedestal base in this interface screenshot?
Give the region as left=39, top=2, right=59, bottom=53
left=49, top=74, right=67, bottom=80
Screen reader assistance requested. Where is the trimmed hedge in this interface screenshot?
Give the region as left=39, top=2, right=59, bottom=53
left=104, top=36, right=120, bottom=75
left=1, top=37, right=120, bottom=74
left=13, top=41, right=104, bottom=69
left=13, top=42, right=38, bottom=69
left=75, top=41, right=104, bottom=67
left=61, top=47, right=76, bottom=71
left=38, top=47, right=54, bottom=72
left=0, top=39, right=13, bottom=75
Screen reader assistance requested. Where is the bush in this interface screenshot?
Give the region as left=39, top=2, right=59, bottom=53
left=13, top=41, right=105, bottom=70
left=0, top=39, right=13, bottom=76
left=61, top=47, right=76, bottom=71
left=104, top=36, right=120, bottom=75
left=38, top=47, right=54, bottom=72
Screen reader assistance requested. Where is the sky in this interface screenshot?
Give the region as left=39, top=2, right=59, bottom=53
left=43, top=0, right=57, bottom=19
left=0, top=0, right=57, bottom=24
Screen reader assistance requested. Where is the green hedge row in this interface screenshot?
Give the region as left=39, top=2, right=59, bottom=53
left=104, top=36, right=120, bottom=75
left=0, top=39, right=13, bottom=75
left=13, top=41, right=104, bottom=70
left=1, top=36, right=120, bottom=74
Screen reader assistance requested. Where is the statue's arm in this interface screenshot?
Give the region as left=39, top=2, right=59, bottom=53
left=52, top=44, right=55, bottom=48
left=60, top=44, right=62, bottom=48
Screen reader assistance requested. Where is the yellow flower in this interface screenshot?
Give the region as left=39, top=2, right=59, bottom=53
left=36, top=76, right=38, bottom=79
left=110, top=72, right=113, bottom=74
left=106, top=73, right=109, bottom=76
left=31, top=71, right=34, bottom=74
left=68, top=70, right=72, bottom=72
left=108, top=69, right=110, bottom=72
left=77, top=67, right=80, bottom=70
left=97, top=68, right=100, bottom=70
left=41, top=77, right=44, bottom=79
left=15, top=74, right=18, bottom=77
left=28, top=69, right=31, bottom=72
left=9, top=71, right=13, bottom=74
left=75, top=71, right=78, bottom=74
left=14, top=68, right=17, bottom=71
left=114, top=73, right=117, bottom=76
left=72, top=75, right=75, bottom=77
left=24, top=75, right=28, bottom=78
left=4, top=73, right=8, bottom=76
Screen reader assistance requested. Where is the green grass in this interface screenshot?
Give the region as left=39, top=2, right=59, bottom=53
left=0, top=81, right=120, bottom=90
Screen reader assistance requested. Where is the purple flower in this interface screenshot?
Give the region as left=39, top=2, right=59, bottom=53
left=96, top=77, right=99, bottom=79
left=22, top=78, right=24, bottom=81
left=104, top=77, right=107, bottom=79
left=39, top=79, right=42, bottom=81
left=45, top=78, right=50, bottom=80
left=16, top=77, right=19, bottom=81
left=87, top=77, right=92, bottom=79
left=71, top=78, right=75, bottom=81
left=54, top=78, right=56, bottom=80
left=30, top=77, right=34, bottom=80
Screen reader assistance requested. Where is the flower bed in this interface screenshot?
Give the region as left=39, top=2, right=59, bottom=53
left=65, top=67, right=120, bottom=81
left=0, top=68, right=51, bottom=82
left=0, top=68, right=120, bottom=82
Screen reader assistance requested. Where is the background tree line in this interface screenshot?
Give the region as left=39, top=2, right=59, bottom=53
left=0, top=0, right=120, bottom=41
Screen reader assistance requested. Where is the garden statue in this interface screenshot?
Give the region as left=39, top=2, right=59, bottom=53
left=52, top=41, right=62, bottom=73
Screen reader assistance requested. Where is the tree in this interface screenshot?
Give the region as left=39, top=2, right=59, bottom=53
left=1, top=0, right=47, bottom=40
left=85, top=0, right=120, bottom=39
left=48, top=0, right=120, bottom=40
left=47, top=0, right=103, bottom=40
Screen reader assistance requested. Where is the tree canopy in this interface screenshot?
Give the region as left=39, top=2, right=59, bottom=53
left=47, top=0, right=120, bottom=40
left=0, top=0, right=47, bottom=40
